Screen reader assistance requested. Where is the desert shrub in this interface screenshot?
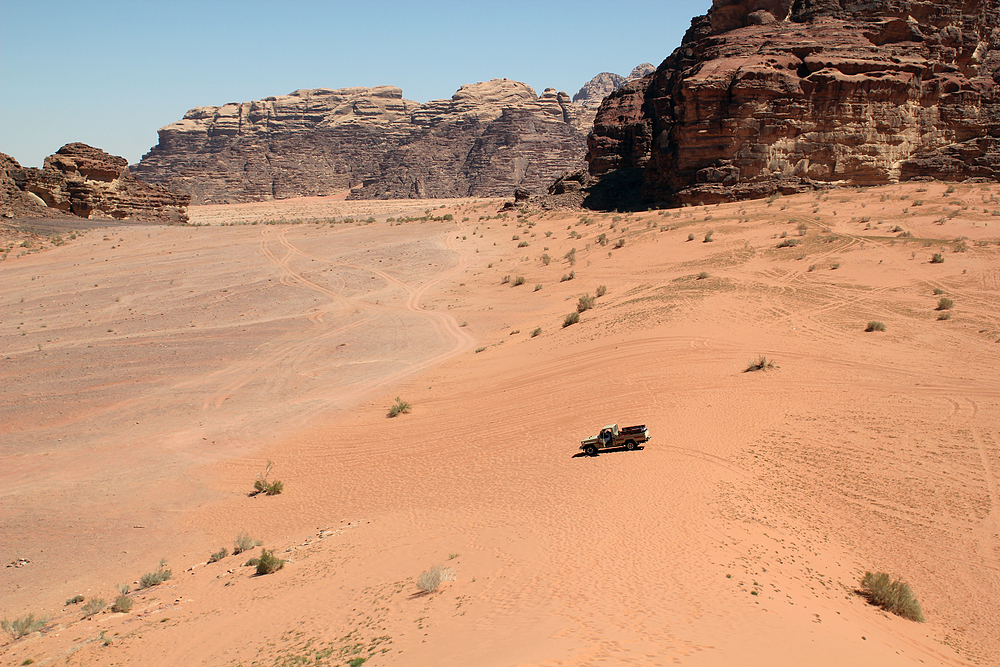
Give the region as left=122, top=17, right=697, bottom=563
left=563, top=312, right=580, bottom=327
left=81, top=598, right=106, bottom=619
left=859, top=571, right=924, bottom=622
left=938, top=312, right=952, bottom=320
left=416, top=565, right=455, bottom=594
left=501, top=275, right=510, bottom=284
left=614, top=238, right=626, bottom=249
left=111, top=595, right=133, bottom=614
left=531, top=327, right=542, bottom=338
left=808, top=264, right=817, bottom=272
left=256, top=549, right=285, bottom=575
left=564, top=248, right=577, bottom=265
left=744, top=355, right=777, bottom=373
left=512, top=276, right=526, bottom=286
left=865, top=321, right=886, bottom=332
left=253, top=460, right=283, bottom=495
left=697, top=271, right=710, bottom=280
left=595, top=285, right=607, bottom=297
left=687, top=233, right=695, bottom=241
left=703, top=230, right=715, bottom=243
left=797, top=222, right=808, bottom=236
left=776, top=238, right=800, bottom=248
left=541, top=253, right=551, bottom=265
left=930, top=253, right=945, bottom=263
left=937, top=297, right=954, bottom=310
left=475, top=347, right=486, bottom=353
left=139, top=559, right=172, bottom=589
left=209, top=547, right=229, bottom=563
left=933, top=288, right=944, bottom=295
left=2, top=614, right=48, bottom=640
left=831, top=262, right=840, bottom=270
left=66, top=595, right=85, bottom=605
left=387, top=397, right=411, bottom=418
left=560, top=271, right=574, bottom=282
left=517, top=241, right=529, bottom=248
left=233, top=532, right=262, bottom=555
left=577, top=294, right=595, bottom=312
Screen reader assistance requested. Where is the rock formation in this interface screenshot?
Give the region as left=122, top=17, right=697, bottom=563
left=586, top=0, right=1000, bottom=208
left=572, top=64, right=656, bottom=109
left=134, top=80, right=594, bottom=204
left=2, top=144, right=189, bottom=222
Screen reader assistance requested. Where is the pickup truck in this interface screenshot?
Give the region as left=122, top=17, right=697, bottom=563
left=580, top=423, right=650, bottom=456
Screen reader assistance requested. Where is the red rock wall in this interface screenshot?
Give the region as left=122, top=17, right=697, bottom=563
left=587, top=0, right=1000, bottom=207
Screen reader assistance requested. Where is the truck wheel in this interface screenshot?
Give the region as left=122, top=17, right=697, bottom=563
left=624, top=440, right=637, bottom=451
left=584, top=444, right=598, bottom=456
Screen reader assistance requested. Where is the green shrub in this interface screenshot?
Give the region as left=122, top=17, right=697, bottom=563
left=931, top=253, right=945, bottom=263
left=233, top=532, right=262, bottom=555
left=387, top=397, right=411, bottom=418
left=859, top=571, right=924, bottom=622
left=517, top=241, right=529, bottom=248
left=209, top=547, right=229, bottom=563
left=865, top=321, right=886, bottom=332
left=595, top=285, right=607, bottom=297
left=512, top=276, right=526, bottom=286
left=2, top=614, right=48, bottom=640
left=111, top=595, right=133, bottom=613
left=81, top=598, right=106, bottom=619
left=744, top=356, right=777, bottom=373
left=139, top=559, right=172, bottom=589
left=936, top=297, right=954, bottom=310
left=563, top=312, right=580, bottom=328
left=253, top=460, right=283, bottom=495
left=560, top=271, right=574, bottom=282
left=541, top=253, right=551, bottom=265
left=577, top=294, right=595, bottom=312
left=614, top=238, right=626, bottom=249
left=256, top=549, right=285, bottom=575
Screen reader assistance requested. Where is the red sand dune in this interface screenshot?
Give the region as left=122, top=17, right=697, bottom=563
left=2, top=185, right=999, bottom=666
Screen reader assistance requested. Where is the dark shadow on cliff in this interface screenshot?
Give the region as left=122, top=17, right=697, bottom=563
left=581, top=168, right=647, bottom=212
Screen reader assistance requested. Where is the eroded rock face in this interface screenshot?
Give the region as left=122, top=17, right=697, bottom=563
left=134, top=80, right=593, bottom=203
left=2, top=144, right=189, bottom=222
left=587, top=0, right=1000, bottom=207
left=573, top=64, right=656, bottom=109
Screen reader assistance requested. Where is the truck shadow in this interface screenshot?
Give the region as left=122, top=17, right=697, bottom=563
left=572, top=446, right=645, bottom=458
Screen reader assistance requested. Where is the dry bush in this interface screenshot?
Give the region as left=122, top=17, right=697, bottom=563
left=81, top=598, right=106, bottom=619
left=563, top=312, right=580, bottom=328
left=596, top=285, right=607, bottom=297
left=865, top=321, right=886, bottom=332
left=111, top=595, right=133, bottom=613
left=744, top=355, right=778, bottom=373
left=209, top=547, right=228, bottom=563
left=2, top=614, right=48, bottom=640
left=416, top=565, right=455, bottom=594
left=859, top=571, right=924, bottom=622
left=233, top=532, right=262, bottom=555
left=936, top=297, right=954, bottom=311
left=577, top=294, right=595, bottom=313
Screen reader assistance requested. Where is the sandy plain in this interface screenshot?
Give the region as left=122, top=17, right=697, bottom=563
left=1, top=184, right=999, bottom=666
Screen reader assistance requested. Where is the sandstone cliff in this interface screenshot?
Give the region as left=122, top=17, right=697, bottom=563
left=2, top=144, right=189, bottom=223
left=572, top=64, right=656, bottom=109
left=587, top=0, right=1000, bottom=207
left=134, top=80, right=594, bottom=204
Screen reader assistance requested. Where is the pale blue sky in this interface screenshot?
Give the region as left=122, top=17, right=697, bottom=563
left=0, top=0, right=711, bottom=167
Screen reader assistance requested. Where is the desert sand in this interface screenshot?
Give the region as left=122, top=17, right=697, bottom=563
left=2, top=184, right=999, bottom=666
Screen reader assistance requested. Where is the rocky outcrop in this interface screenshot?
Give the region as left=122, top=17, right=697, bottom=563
left=572, top=64, right=656, bottom=109
left=2, top=144, right=189, bottom=222
left=134, top=80, right=593, bottom=204
left=587, top=0, right=1000, bottom=208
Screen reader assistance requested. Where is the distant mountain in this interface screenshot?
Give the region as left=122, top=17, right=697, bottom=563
left=572, top=63, right=655, bottom=109
left=133, top=80, right=595, bottom=204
